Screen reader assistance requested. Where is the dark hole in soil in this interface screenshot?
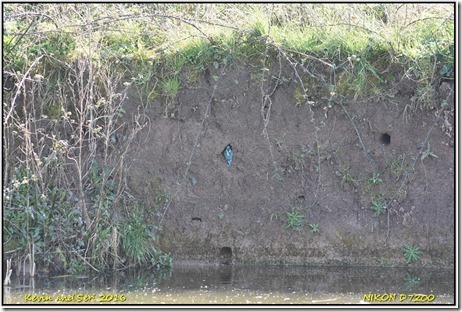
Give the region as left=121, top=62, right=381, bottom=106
left=219, top=247, right=232, bottom=265
left=191, top=217, right=202, bottom=222
left=380, top=133, right=391, bottom=145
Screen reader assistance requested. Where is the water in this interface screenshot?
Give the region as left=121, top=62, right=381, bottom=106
left=3, top=264, right=454, bottom=305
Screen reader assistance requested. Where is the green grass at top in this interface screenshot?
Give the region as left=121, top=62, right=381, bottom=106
left=3, top=3, right=454, bottom=101
left=162, top=29, right=267, bottom=78
left=271, top=27, right=321, bottom=54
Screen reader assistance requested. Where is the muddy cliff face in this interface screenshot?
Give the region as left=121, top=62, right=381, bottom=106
left=122, top=61, right=454, bottom=267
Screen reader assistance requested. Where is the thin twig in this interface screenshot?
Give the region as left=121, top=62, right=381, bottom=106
left=259, top=37, right=281, bottom=173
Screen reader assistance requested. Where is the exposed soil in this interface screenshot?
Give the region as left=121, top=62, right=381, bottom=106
left=120, top=60, right=454, bottom=267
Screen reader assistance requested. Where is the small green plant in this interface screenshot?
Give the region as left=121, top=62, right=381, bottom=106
left=391, top=159, right=402, bottom=177
left=288, top=146, right=316, bottom=173
left=390, top=156, right=413, bottom=182
left=155, top=189, right=170, bottom=204
left=370, top=198, right=387, bottom=216
left=336, top=164, right=360, bottom=190
left=115, top=107, right=127, bottom=118
left=161, top=76, right=181, bottom=98
left=368, top=172, right=383, bottom=185
left=309, top=223, right=319, bottom=233
left=291, top=152, right=305, bottom=171
left=421, top=143, right=438, bottom=160
left=402, top=245, right=423, bottom=263
left=285, top=207, right=305, bottom=231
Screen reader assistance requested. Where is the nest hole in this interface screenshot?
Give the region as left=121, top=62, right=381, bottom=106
left=380, top=133, right=391, bottom=146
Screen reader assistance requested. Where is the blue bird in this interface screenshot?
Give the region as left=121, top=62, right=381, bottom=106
left=223, top=144, right=233, bottom=166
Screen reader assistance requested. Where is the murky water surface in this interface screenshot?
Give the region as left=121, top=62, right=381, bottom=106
left=4, top=265, right=454, bottom=305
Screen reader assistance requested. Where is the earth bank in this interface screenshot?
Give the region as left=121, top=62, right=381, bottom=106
left=120, top=60, right=455, bottom=267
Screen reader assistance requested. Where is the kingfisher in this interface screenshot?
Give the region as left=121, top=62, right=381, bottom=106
left=223, top=144, right=233, bottom=166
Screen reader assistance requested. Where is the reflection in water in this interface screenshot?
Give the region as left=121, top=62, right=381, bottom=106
left=218, top=266, right=232, bottom=284
left=3, top=265, right=454, bottom=305
left=403, top=273, right=421, bottom=291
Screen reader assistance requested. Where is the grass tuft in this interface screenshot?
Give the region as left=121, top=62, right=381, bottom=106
left=161, top=77, right=181, bottom=98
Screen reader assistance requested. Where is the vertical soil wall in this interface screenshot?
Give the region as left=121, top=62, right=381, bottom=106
left=123, top=61, right=454, bottom=267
